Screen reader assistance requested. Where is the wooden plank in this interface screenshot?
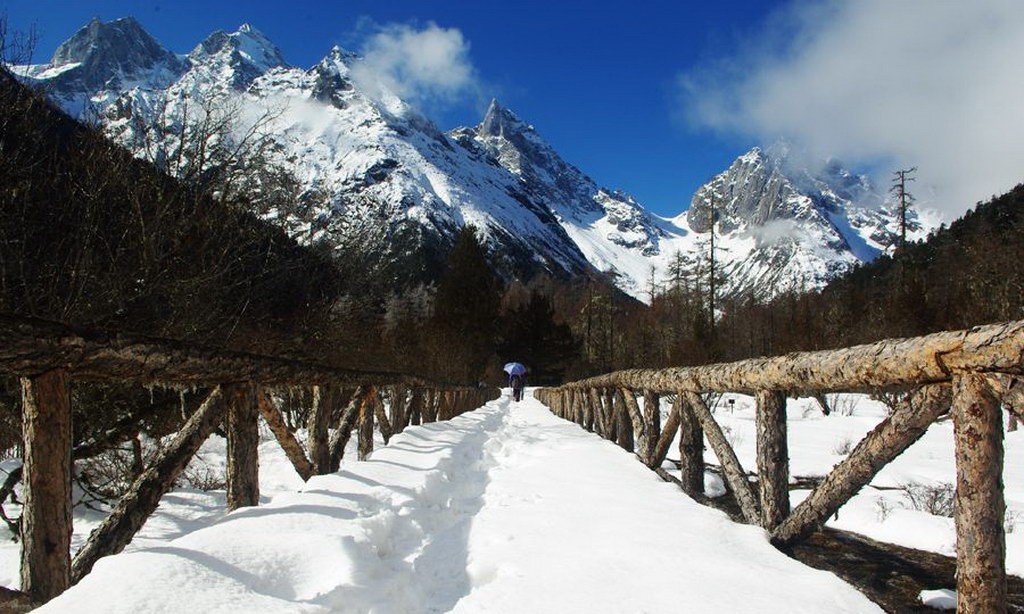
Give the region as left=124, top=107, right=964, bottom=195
left=256, top=390, right=313, bottom=482
left=225, top=383, right=259, bottom=511
left=756, top=390, right=789, bottom=529
left=71, top=386, right=227, bottom=583
left=771, top=385, right=951, bottom=546
left=684, top=391, right=759, bottom=524
left=20, top=369, right=72, bottom=603
left=953, top=373, right=1006, bottom=613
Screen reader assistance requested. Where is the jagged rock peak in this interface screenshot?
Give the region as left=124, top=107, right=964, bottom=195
left=190, top=24, right=286, bottom=73
left=309, top=46, right=362, bottom=103
left=479, top=98, right=532, bottom=138
left=50, top=17, right=180, bottom=74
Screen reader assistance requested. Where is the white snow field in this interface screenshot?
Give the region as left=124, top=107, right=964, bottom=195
left=27, top=391, right=882, bottom=613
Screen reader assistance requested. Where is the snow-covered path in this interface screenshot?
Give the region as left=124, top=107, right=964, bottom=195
left=38, top=392, right=880, bottom=613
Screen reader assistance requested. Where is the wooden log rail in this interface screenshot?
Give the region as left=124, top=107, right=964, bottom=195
left=537, top=320, right=1024, bottom=614
left=0, top=314, right=500, bottom=604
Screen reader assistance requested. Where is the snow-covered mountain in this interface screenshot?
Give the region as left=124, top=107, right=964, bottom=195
left=16, top=18, right=931, bottom=302
left=675, top=142, right=932, bottom=298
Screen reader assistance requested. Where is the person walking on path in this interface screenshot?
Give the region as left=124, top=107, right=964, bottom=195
left=504, top=362, right=527, bottom=402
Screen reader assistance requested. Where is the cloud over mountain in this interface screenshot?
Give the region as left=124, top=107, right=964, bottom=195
left=351, top=21, right=479, bottom=112
left=678, top=0, right=1024, bottom=218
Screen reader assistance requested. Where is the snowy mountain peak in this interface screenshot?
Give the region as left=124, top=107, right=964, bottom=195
left=46, top=16, right=184, bottom=90
left=479, top=98, right=532, bottom=138
left=308, top=48, right=360, bottom=105
left=188, top=24, right=286, bottom=89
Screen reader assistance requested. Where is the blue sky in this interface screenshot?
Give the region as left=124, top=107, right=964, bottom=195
left=5, top=1, right=1024, bottom=219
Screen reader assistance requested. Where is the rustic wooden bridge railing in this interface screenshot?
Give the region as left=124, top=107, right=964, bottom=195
left=0, top=314, right=499, bottom=605
left=536, top=320, right=1024, bottom=614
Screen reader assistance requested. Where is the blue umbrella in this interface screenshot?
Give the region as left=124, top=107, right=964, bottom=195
left=503, top=362, right=526, bottom=376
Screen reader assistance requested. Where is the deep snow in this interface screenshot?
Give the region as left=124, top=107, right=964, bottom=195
left=20, top=391, right=886, bottom=613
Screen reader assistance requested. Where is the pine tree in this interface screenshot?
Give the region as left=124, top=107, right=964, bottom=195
left=429, top=225, right=501, bottom=383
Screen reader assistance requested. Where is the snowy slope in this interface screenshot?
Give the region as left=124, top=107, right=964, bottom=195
left=17, top=18, right=936, bottom=301
left=31, top=394, right=880, bottom=613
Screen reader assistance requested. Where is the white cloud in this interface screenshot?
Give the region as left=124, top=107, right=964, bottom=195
left=679, top=0, right=1024, bottom=218
left=351, top=22, right=478, bottom=114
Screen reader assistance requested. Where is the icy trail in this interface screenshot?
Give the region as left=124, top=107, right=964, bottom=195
left=38, top=392, right=879, bottom=613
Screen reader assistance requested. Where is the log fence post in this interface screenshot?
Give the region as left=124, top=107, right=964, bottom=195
left=358, top=387, right=376, bottom=461
left=71, top=386, right=228, bottom=583
left=256, top=389, right=313, bottom=481
left=375, top=390, right=394, bottom=445
left=603, top=388, right=616, bottom=440
left=309, top=384, right=336, bottom=474
left=20, top=368, right=72, bottom=603
left=649, top=401, right=681, bottom=470
left=225, top=382, right=259, bottom=511
left=589, top=388, right=603, bottom=436
left=676, top=393, right=704, bottom=496
left=614, top=389, right=635, bottom=452
left=952, top=373, right=1006, bottom=613
left=620, top=388, right=645, bottom=458
left=684, top=391, right=759, bottom=524
left=410, top=387, right=423, bottom=426
left=771, top=385, right=951, bottom=546
left=328, top=385, right=369, bottom=471
left=643, top=391, right=660, bottom=467
left=755, top=390, right=789, bottom=529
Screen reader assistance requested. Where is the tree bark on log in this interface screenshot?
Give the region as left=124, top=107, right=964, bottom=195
left=604, top=389, right=617, bottom=442
left=771, top=385, right=951, bottom=546
left=20, top=369, right=72, bottom=603
left=650, top=404, right=680, bottom=470
left=375, top=393, right=393, bottom=445
left=329, top=386, right=368, bottom=472
left=70, top=386, right=227, bottom=584
left=620, top=389, right=644, bottom=457
left=0, top=314, right=417, bottom=387
left=676, top=395, right=704, bottom=496
left=756, top=390, right=789, bottom=529
left=358, top=388, right=376, bottom=461
left=390, top=385, right=408, bottom=433
left=643, top=391, right=661, bottom=467
left=589, top=388, right=602, bottom=435
left=225, top=383, right=259, bottom=511
left=684, top=391, right=759, bottom=524
left=614, top=389, right=635, bottom=453
left=583, top=389, right=595, bottom=432
left=256, top=390, right=313, bottom=482
left=550, top=320, right=1024, bottom=395
left=423, top=389, right=436, bottom=423
left=409, top=387, right=423, bottom=426
left=952, top=374, right=1006, bottom=613
left=308, top=385, right=337, bottom=475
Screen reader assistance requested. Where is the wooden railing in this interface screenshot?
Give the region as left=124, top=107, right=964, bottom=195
left=536, top=320, right=1024, bottom=614
left=0, top=314, right=499, bottom=604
